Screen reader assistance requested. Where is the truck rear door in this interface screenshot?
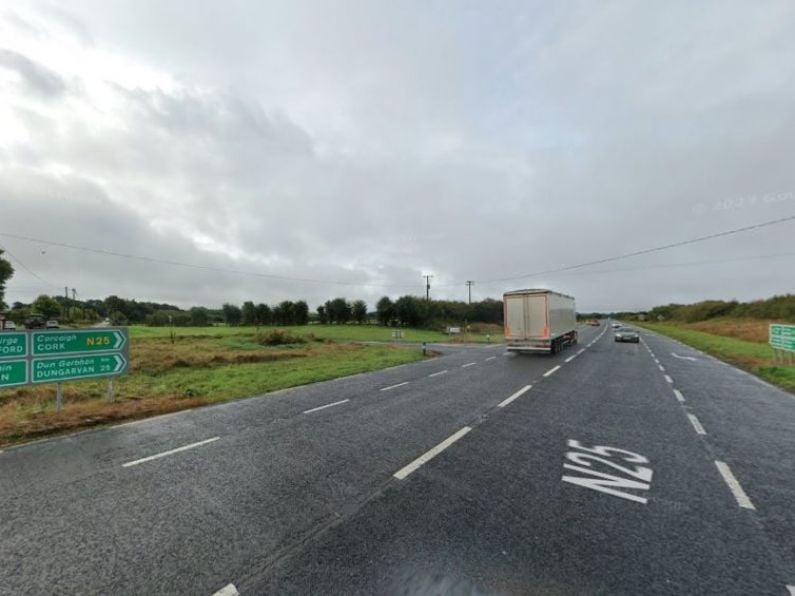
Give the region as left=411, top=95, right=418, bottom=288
left=526, top=294, right=548, bottom=339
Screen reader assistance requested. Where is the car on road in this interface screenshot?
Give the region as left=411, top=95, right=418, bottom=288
left=614, top=326, right=639, bottom=343
left=46, top=320, right=60, bottom=329
left=611, top=322, right=621, bottom=328
left=24, top=314, right=46, bottom=329
left=588, top=319, right=600, bottom=326
left=2, top=321, right=16, bottom=330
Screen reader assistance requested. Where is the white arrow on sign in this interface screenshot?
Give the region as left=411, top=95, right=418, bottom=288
left=113, top=353, right=127, bottom=372
left=112, top=330, right=126, bottom=350
left=671, top=352, right=698, bottom=361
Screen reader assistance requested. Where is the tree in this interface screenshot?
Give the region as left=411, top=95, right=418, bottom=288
left=316, top=305, right=328, bottom=324
left=376, top=296, right=393, bottom=326
left=327, top=297, right=351, bottom=324
left=32, top=294, right=61, bottom=319
left=352, top=300, right=368, bottom=324
left=242, top=301, right=257, bottom=325
left=190, top=307, right=210, bottom=326
left=394, top=295, right=428, bottom=327
left=255, top=303, right=272, bottom=325
left=276, top=300, right=295, bottom=325
left=221, top=303, right=242, bottom=325
left=293, top=300, right=309, bottom=325
left=0, top=250, right=13, bottom=310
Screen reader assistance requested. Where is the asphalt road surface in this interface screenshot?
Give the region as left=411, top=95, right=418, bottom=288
left=1, top=324, right=793, bottom=595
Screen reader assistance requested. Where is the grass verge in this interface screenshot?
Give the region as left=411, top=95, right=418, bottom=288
left=0, top=338, right=425, bottom=447
left=637, top=322, right=795, bottom=395
left=129, top=323, right=504, bottom=344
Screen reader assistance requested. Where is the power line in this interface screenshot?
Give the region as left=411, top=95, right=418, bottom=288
left=0, top=243, right=61, bottom=289
left=542, top=250, right=795, bottom=277
left=1, top=214, right=793, bottom=291
left=464, top=214, right=795, bottom=286
left=0, top=232, right=423, bottom=289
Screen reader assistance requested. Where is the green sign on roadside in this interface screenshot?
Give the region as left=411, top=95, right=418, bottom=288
left=0, top=360, right=28, bottom=388
left=770, top=324, right=795, bottom=353
left=31, top=353, right=128, bottom=384
left=31, top=329, right=127, bottom=356
left=0, top=332, right=28, bottom=359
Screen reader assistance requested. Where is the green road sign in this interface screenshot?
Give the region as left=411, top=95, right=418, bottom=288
left=31, top=328, right=127, bottom=356
left=0, top=332, right=28, bottom=359
left=0, top=359, right=28, bottom=388
left=770, top=324, right=795, bottom=353
left=31, top=353, right=128, bottom=384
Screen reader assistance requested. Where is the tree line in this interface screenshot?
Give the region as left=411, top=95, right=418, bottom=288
left=646, top=294, right=795, bottom=323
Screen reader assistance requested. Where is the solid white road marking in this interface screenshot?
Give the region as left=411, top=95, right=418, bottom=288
left=687, top=413, right=707, bottom=435
left=673, top=389, right=685, bottom=403
left=394, top=427, right=472, bottom=480
left=381, top=381, right=409, bottom=391
left=461, top=362, right=477, bottom=368
left=485, top=356, right=497, bottom=361
left=429, top=369, right=449, bottom=377
left=672, top=352, right=698, bottom=361
left=303, top=399, right=349, bottom=414
left=498, top=385, right=532, bottom=408
left=715, top=461, right=755, bottom=510
left=664, top=375, right=673, bottom=384
left=565, top=355, right=577, bottom=363
left=212, top=584, right=239, bottom=596
left=543, top=365, right=561, bottom=377
left=122, top=437, right=220, bottom=468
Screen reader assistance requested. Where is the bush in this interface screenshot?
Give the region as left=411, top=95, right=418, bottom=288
left=256, top=329, right=307, bottom=346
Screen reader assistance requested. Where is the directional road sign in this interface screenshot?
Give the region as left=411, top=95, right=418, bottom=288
left=31, top=353, right=128, bottom=384
left=769, top=324, right=795, bottom=353
left=0, top=360, right=28, bottom=388
left=31, top=329, right=127, bottom=356
left=0, top=332, right=28, bottom=359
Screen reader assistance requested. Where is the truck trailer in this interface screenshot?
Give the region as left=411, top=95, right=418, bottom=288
left=503, top=289, right=577, bottom=354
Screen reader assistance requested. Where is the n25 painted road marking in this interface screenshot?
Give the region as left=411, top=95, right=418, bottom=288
left=561, top=439, right=653, bottom=504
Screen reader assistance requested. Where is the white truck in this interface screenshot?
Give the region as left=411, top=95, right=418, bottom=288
left=503, top=289, right=577, bottom=354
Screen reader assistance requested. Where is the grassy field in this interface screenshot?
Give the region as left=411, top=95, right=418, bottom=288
left=130, top=323, right=504, bottom=343
left=0, top=326, right=441, bottom=446
left=637, top=320, right=795, bottom=394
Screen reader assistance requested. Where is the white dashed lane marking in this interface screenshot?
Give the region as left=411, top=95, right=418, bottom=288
left=498, top=385, right=532, bottom=408
left=381, top=381, right=409, bottom=392
left=303, top=399, right=349, bottom=414
left=394, top=427, right=472, bottom=480
left=715, top=461, right=755, bottom=510
left=543, top=365, right=561, bottom=377
left=687, top=413, right=707, bottom=435
left=122, top=437, right=220, bottom=468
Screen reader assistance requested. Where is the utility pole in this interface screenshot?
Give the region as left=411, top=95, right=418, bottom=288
left=64, top=286, right=69, bottom=321
left=71, top=288, right=77, bottom=321
left=466, top=281, right=474, bottom=304
left=423, top=274, right=433, bottom=302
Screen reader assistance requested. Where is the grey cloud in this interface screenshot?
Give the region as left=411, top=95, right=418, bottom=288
left=0, top=48, right=67, bottom=98
left=2, top=1, right=795, bottom=312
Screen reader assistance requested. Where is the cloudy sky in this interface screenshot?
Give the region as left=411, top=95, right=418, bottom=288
left=1, top=0, right=794, bottom=312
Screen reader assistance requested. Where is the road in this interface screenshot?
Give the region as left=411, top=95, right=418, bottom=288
left=1, top=324, right=793, bottom=595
